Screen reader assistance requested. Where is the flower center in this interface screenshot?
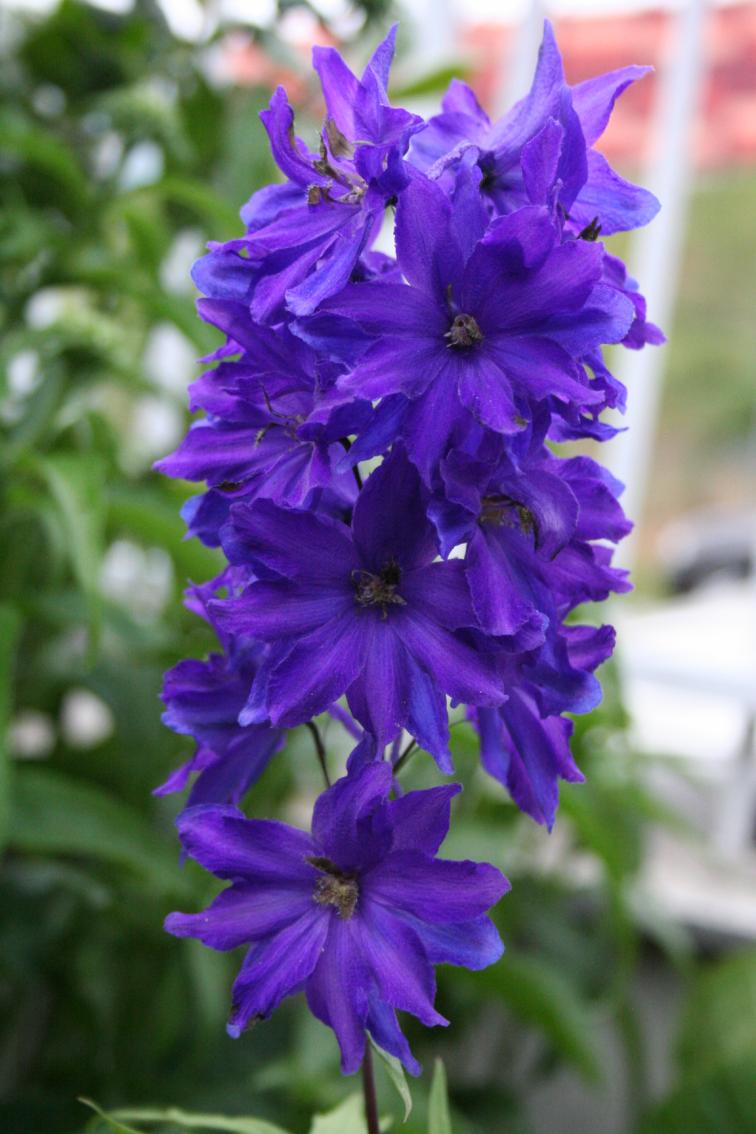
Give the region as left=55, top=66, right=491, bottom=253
left=352, top=560, right=406, bottom=619
left=445, top=313, right=484, bottom=349
left=479, top=494, right=535, bottom=536
left=307, top=856, right=359, bottom=919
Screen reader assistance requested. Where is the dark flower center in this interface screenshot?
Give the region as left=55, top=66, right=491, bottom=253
left=479, top=494, right=535, bottom=536
left=307, top=855, right=359, bottom=919
left=352, top=560, right=406, bottom=619
left=445, top=313, right=484, bottom=349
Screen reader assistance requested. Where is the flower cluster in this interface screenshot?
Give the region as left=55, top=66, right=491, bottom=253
left=158, top=23, right=661, bottom=1075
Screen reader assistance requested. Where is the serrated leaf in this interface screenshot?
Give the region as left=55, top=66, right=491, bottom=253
left=428, top=1059, right=452, bottom=1134
left=8, top=767, right=189, bottom=898
left=371, top=1038, right=412, bottom=1122
left=0, top=604, right=21, bottom=850
left=111, top=1106, right=291, bottom=1134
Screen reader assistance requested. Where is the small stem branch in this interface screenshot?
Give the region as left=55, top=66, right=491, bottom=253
left=339, top=436, right=363, bottom=491
left=392, top=738, right=417, bottom=777
left=362, top=1041, right=380, bottom=1134
left=305, top=721, right=331, bottom=788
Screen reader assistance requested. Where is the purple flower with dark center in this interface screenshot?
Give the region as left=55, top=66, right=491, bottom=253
left=471, top=620, right=617, bottom=828
left=155, top=646, right=285, bottom=809
left=430, top=437, right=631, bottom=638
left=155, top=300, right=368, bottom=537
left=193, top=27, right=423, bottom=323
left=311, top=173, right=633, bottom=481
left=211, top=447, right=508, bottom=769
left=165, top=762, right=509, bottom=1074
left=411, top=20, right=659, bottom=236
left=154, top=572, right=284, bottom=809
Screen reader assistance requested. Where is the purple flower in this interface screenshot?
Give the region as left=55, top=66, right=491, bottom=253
left=154, top=300, right=369, bottom=543
left=193, top=27, right=423, bottom=323
left=412, top=20, right=659, bottom=236
left=212, top=447, right=507, bottom=769
left=472, top=620, right=617, bottom=828
left=155, top=573, right=284, bottom=809
left=312, top=173, right=633, bottom=481
left=430, top=436, right=631, bottom=638
left=165, top=762, right=509, bottom=1074
left=155, top=647, right=284, bottom=808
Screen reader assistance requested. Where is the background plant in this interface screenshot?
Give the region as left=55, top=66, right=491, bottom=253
left=1, top=4, right=755, bottom=1134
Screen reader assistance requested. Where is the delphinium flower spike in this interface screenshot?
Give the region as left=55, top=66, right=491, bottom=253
left=157, top=21, right=661, bottom=1096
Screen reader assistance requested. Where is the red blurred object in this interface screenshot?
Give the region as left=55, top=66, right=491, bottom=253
left=465, top=5, right=756, bottom=170
left=225, top=4, right=756, bottom=171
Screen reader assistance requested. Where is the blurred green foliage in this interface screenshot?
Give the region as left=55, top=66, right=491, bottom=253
left=1, top=4, right=755, bottom=1134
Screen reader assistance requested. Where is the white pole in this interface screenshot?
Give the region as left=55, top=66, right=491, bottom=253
left=609, top=0, right=710, bottom=572
left=496, top=0, right=545, bottom=115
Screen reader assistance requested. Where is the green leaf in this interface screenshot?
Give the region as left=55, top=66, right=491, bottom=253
left=156, top=175, right=240, bottom=234
left=80, top=1098, right=143, bottom=1134
left=635, top=1055, right=756, bottom=1134
left=428, top=1059, right=452, bottom=1134
left=107, top=485, right=221, bottom=583
left=676, top=949, right=756, bottom=1077
left=392, top=64, right=471, bottom=99
left=0, top=112, right=90, bottom=209
left=308, top=1094, right=392, bottom=1134
left=8, top=767, right=189, bottom=899
left=370, top=1037, right=412, bottom=1122
left=0, top=604, right=21, bottom=850
left=111, top=1106, right=291, bottom=1134
left=34, top=452, right=106, bottom=655
left=472, top=953, right=602, bottom=1082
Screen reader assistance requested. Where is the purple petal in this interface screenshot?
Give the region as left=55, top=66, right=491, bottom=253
left=338, top=333, right=446, bottom=402
left=366, top=996, right=421, bottom=1076
left=400, top=912, right=504, bottom=970
left=456, top=349, right=521, bottom=433
left=572, top=64, right=653, bottom=147
left=365, top=850, right=510, bottom=923
left=311, top=762, right=393, bottom=870
left=479, top=694, right=581, bottom=829
left=228, top=907, right=329, bottom=1035
left=357, top=902, right=447, bottom=1026
left=306, top=916, right=369, bottom=1075
left=464, top=528, right=541, bottom=638
left=401, top=560, right=477, bottom=630
left=386, top=784, right=460, bottom=854
left=259, top=87, right=321, bottom=187
left=212, top=581, right=352, bottom=641
left=266, top=615, right=367, bottom=727
left=312, top=45, right=361, bottom=140
left=165, top=879, right=313, bottom=950
left=325, top=281, right=446, bottom=337
left=395, top=176, right=463, bottom=302
left=175, top=805, right=315, bottom=882
left=221, top=499, right=356, bottom=583
left=352, top=447, right=437, bottom=572
left=521, top=118, right=564, bottom=205
left=571, top=150, right=660, bottom=235
left=401, top=367, right=478, bottom=482
left=400, top=612, right=506, bottom=707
